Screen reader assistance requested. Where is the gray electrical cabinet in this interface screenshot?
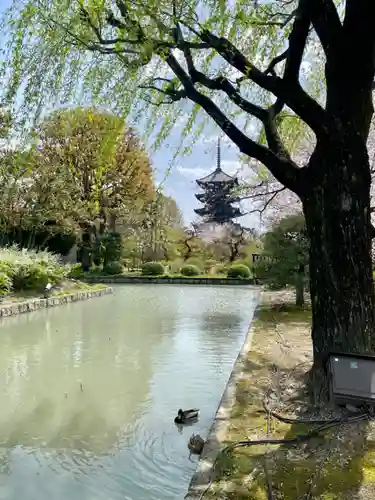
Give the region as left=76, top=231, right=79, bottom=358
left=328, top=352, right=375, bottom=406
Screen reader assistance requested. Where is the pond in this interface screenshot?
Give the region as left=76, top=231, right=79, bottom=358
left=0, top=284, right=258, bottom=500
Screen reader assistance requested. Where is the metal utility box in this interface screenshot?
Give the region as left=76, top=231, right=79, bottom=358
left=328, top=352, right=375, bottom=406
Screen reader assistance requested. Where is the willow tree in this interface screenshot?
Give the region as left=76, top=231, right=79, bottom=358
left=2, top=0, right=375, bottom=391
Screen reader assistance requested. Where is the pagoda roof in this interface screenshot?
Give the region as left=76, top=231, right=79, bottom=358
left=195, top=193, right=206, bottom=202
left=195, top=192, right=241, bottom=203
left=194, top=206, right=243, bottom=220
left=196, top=167, right=238, bottom=186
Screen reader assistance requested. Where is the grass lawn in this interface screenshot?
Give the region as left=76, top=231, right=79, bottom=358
left=205, top=291, right=375, bottom=500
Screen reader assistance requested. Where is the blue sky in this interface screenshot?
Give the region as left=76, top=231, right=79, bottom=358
left=0, top=0, right=258, bottom=229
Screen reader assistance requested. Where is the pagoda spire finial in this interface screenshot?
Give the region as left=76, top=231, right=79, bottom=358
left=216, top=136, right=221, bottom=171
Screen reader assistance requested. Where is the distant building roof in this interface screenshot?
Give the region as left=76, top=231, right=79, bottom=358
left=196, top=136, right=238, bottom=186
left=196, top=167, right=238, bottom=186
left=194, top=205, right=242, bottom=220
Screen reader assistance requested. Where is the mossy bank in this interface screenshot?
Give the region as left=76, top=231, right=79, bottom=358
left=187, top=290, right=375, bottom=500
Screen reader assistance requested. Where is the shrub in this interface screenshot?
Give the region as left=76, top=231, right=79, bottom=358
left=204, top=259, right=218, bottom=274
left=0, top=272, right=12, bottom=296
left=227, top=264, right=251, bottom=279
left=69, top=263, right=84, bottom=278
left=103, top=261, right=124, bottom=275
left=12, top=263, right=45, bottom=290
left=180, top=264, right=200, bottom=277
left=234, top=258, right=253, bottom=269
left=122, top=258, right=131, bottom=269
left=12, top=262, right=67, bottom=290
left=102, top=232, right=123, bottom=264
left=215, top=263, right=228, bottom=275
left=0, top=246, right=68, bottom=291
left=88, top=265, right=102, bottom=275
left=170, top=258, right=184, bottom=274
left=141, top=262, right=165, bottom=276
left=185, top=257, right=204, bottom=271
left=92, top=238, right=106, bottom=266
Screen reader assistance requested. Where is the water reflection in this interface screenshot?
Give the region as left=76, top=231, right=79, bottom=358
left=0, top=284, right=258, bottom=500
left=0, top=287, right=178, bottom=453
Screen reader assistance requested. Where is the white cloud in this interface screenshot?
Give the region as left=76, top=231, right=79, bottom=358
left=177, top=165, right=210, bottom=178
left=195, top=133, right=233, bottom=147
left=220, top=160, right=240, bottom=175
left=176, top=159, right=241, bottom=180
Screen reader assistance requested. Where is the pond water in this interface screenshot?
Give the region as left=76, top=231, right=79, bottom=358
left=0, top=284, right=258, bottom=500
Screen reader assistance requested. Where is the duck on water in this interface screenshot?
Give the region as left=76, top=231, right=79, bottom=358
left=174, top=408, right=199, bottom=424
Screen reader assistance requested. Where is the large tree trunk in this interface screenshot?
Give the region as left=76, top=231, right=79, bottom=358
left=295, top=264, right=305, bottom=307
left=302, top=137, right=375, bottom=399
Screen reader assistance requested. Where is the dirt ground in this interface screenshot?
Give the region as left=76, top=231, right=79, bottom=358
left=205, top=290, right=375, bottom=499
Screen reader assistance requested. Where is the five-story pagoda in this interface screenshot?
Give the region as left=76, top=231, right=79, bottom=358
left=194, top=138, right=242, bottom=224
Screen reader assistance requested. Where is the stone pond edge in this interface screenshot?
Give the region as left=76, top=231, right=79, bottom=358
left=82, top=276, right=255, bottom=286
left=0, top=287, right=114, bottom=318
left=184, top=288, right=261, bottom=499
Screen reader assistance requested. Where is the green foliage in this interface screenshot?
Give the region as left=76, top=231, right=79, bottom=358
left=215, top=263, right=229, bottom=275
left=0, top=246, right=68, bottom=291
left=204, top=259, right=218, bottom=273
left=255, top=214, right=309, bottom=289
left=101, top=232, right=123, bottom=264
left=185, top=257, right=204, bottom=271
left=12, top=263, right=47, bottom=290
left=227, top=263, right=251, bottom=279
left=1, top=0, right=318, bottom=161
left=0, top=226, right=77, bottom=256
left=88, top=265, right=102, bottom=275
left=0, top=272, right=12, bottom=296
left=102, top=261, right=124, bottom=275
left=141, top=262, right=165, bottom=276
left=68, top=263, right=83, bottom=278
left=233, top=257, right=253, bottom=269
left=0, top=109, right=155, bottom=256
left=170, top=258, right=184, bottom=274
left=180, top=264, right=200, bottom=277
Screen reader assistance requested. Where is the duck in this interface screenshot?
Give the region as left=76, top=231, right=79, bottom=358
left=174, top=408, right=199, bottom=424
left=188, top=433, right=205, bottom=455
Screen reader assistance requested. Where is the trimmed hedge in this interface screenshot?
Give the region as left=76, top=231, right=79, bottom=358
left=141, top=262, right=165, bottom=276
left=103, top=261, right=124, bottom=275
left=227, top=263, right=251, bottom=279
left=185, top=257, right=204, bottom=271
left=180, top=264, right=200, bottom=277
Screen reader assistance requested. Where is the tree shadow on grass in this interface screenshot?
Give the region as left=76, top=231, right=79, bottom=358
left=207, top=354, right=375, bottom=499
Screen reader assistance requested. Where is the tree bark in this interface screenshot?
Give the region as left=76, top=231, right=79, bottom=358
left=295, top=265, right=305, bottom=307
left=302, top=136, right=375, bottom=399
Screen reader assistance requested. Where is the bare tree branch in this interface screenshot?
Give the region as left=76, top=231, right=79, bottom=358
left=71, top=0, right=336, bottom=199
left=196, top=29, right=329, bottom=137
left=240, top=186, right=287, bottom=201
left=305, top=0, right=342, bottom=60
left=163, top=50, right=302, bottom=192
left=265, top=48, right=289, bottom=76
left=243, top=188, right=284, bottom=217
left=139, top=79, right=187, bottom=104
left=173, top=13, right=310, bottom=167
left=263, top=3, right=310, bottom=160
